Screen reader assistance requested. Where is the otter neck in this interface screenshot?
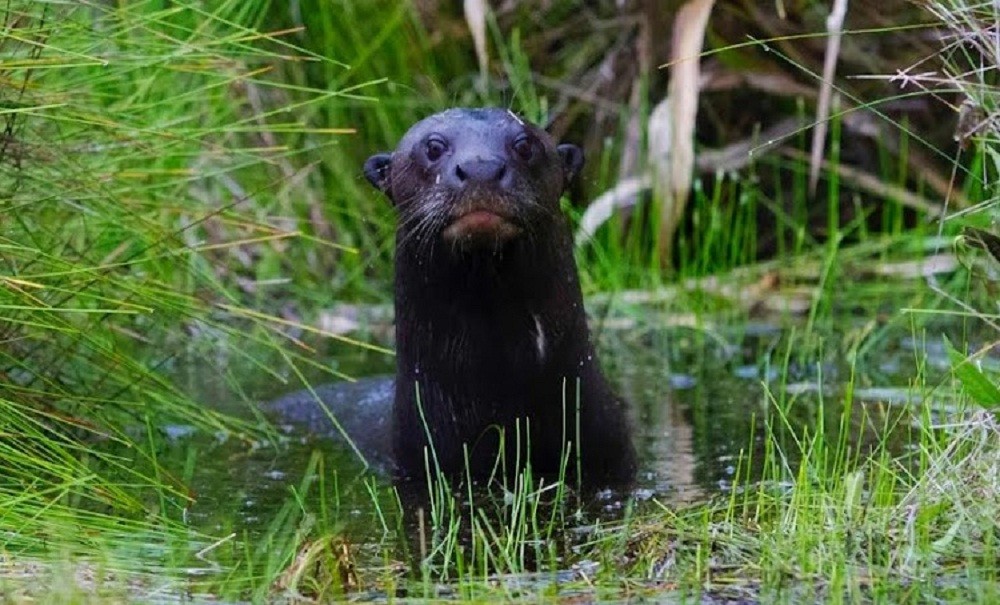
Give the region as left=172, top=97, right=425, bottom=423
left=393, top=231, right=589, bottom=403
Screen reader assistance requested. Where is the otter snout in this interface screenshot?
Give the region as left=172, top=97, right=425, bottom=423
left=453, top=157, right=507, bottom=185
left=442, top=152, right=520, bottom=246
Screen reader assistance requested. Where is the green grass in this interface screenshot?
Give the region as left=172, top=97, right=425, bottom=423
left=0, top=0, right=385, bottom=580
left=218, top=331, right=999, bottom=603
left=2, top=0, right=1000, bottom=603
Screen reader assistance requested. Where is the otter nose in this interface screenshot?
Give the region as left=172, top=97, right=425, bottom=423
left=454, top=158, right=506, bottom=184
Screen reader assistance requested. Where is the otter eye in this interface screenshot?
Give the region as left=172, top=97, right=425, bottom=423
left=512, top=135, right=534, bottom=161
left=425, top=136, right=447, bottom=162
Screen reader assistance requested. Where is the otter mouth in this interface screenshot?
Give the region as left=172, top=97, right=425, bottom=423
left=442, top=208, right=522, bottom=244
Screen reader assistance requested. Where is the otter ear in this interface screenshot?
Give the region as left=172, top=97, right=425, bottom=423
left=363, top=153, right=393, bottom=195
left=556, top=144, right=584, bottom=185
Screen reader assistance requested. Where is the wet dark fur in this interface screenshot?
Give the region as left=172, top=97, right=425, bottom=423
left=364, top=108, right=636, bottom=483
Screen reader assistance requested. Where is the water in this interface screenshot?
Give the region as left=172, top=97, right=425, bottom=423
left=168, top=317, right=937, bottom=545
left=3, top=315, right=954, bottom=601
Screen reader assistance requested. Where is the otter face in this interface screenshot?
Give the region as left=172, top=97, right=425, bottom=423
left=364, top=108, right=583, bottom=250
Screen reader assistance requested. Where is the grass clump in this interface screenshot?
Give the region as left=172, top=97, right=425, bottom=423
left=624, top=412, right=999, bottom=603
left=266, top=346, right=999, bottom=603
left=0, top=0, right=378, bottom=577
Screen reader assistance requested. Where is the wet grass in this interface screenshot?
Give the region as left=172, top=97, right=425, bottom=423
left=254, top=327, right=998, bottom=604
left=0, top=0, right=371, bottom=590
left=111, top=327, right=992, bottom=604
left=2, top=0, right=999, bottom=603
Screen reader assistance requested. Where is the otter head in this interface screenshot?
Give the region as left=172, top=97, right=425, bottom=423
left=364, top=108, right=583, bottom=251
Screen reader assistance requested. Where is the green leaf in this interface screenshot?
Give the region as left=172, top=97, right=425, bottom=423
left=945, top=337, right=1000, bottom=409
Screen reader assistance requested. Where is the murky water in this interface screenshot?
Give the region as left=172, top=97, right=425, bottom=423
left=3, top=313, right=956, bottom=602
left=165, top=316, right=941, bottom=548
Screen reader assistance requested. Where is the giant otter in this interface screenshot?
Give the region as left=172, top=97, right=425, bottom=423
left=273, top=108, right=635, bottom=484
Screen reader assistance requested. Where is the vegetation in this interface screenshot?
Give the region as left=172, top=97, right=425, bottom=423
left=1, top=0, right=997, bottom=603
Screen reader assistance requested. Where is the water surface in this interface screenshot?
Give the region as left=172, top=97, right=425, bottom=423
left=171, top=316, right=940, bottom=544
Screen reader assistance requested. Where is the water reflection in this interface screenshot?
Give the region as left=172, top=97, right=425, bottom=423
left=168, top=320, right=932, bottom=543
